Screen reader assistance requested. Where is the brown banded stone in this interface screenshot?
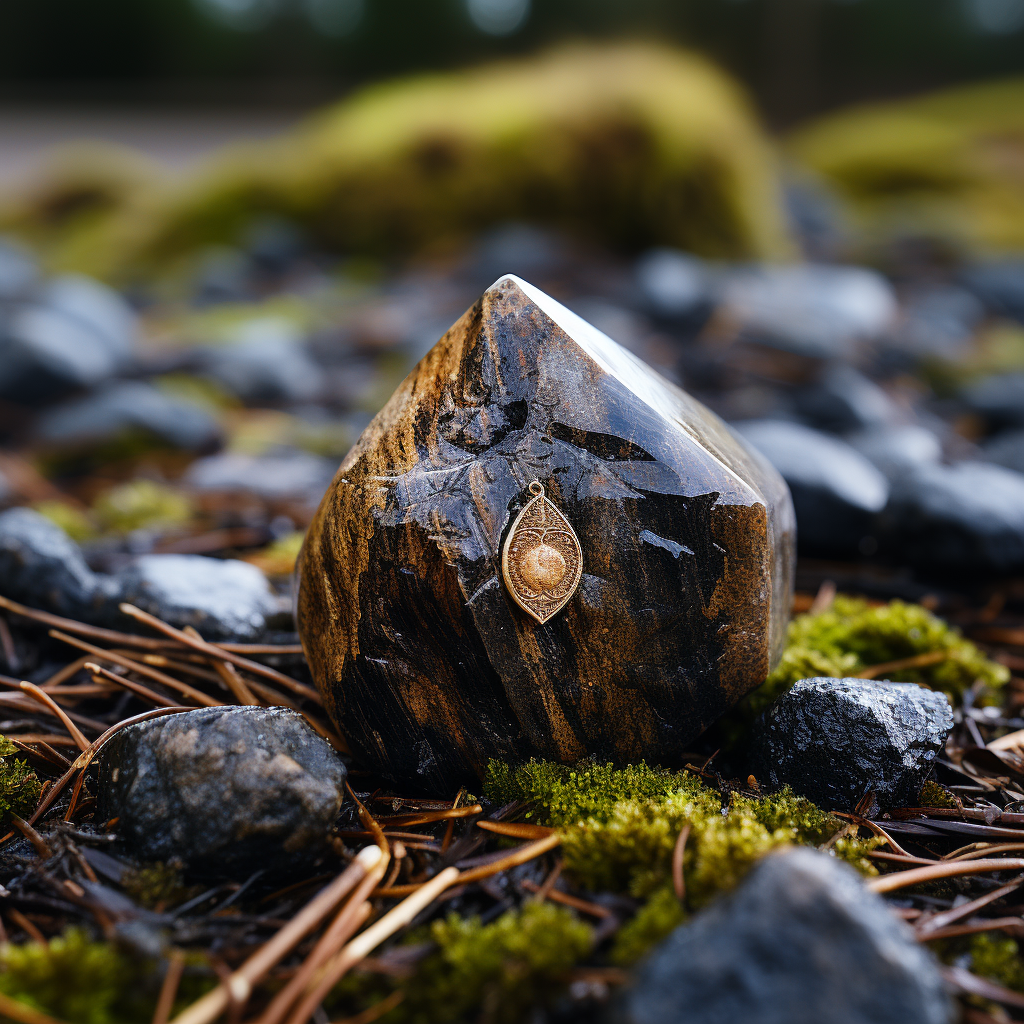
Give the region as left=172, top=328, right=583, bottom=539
left=297, top=275, right=795, bottom=792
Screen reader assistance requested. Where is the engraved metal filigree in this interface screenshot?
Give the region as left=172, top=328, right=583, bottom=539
left=501, top=480, right=583, bottom=624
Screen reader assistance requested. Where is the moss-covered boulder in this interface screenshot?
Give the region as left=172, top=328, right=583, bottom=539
left=7, top=44, right=791, bottom=279
left=791, top=76, right=1024, bottom=253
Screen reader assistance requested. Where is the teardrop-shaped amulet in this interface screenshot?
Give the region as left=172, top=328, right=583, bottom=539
left=297, top=275, right=795, bottom=792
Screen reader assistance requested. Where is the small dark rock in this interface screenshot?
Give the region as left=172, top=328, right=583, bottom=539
left=617, top=847, right=952, bottom=1024
left=720, top=264, right=896, bottom=358
left=750, top=677, right=953, bottom=811
left=96, top=706, right=347, bottom=870
left=0, top=238, right=38, bottom=299
left=733, top=419, right=888, bottom=553
left=962, top=259, right=1024, bottom=323
left=891, top=285, right=984, bottom=360
left=184, top=450, right=336, bottom=505
left=635, top=248, right=714, bottom=324
left=795, top=364, right=899, bottom=433
left=0, top=507, right=115, bottom=618
left=881, top=460, right=1024, bottom=572
left=35, top=381, right=221, bottom=452
left=845, top=424, right=943, bottom=480
left=114, top=554, right=287, bottom=641
left=0, top=274, right=136, bottom=401
left=983, top=428, right=1024, bottom=474
left=204, top=321, right=322, bottom=403
left=961, top=372, right=1024, bottom=429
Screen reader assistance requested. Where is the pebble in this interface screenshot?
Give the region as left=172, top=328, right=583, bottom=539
left=618, top=846, right=953, bottom=1024
left=35, top=381, right=222, bottom=452
left=635, top=248, right=714, bottom=322
left=844, top=424, right=943, bottom=480
left=204, top=318, right=322, bottom=403
left=750, top=677, right=953, bottom=811
left=184, top=451, right=336, bottom=505
left=720, top=264, right=897, bottom=358
left=115, top=554, right=287, bottom=641
left=0, top=507, right=115, bottom=618
left=962, top=259, right=1024, bottom=323
left=961, top=372, right=1024, bottom=429
left=0, top=274, right=137, bottom=402
left=795, top=364, right=899, bottom=433
left=0, top=238, right=38, bottom=299
left=892, top=285, right=984, bottom=360
left=983, top=428, right=1024, bottom=474
left=881, top=460, right=1024, bottom=572
left=732, top=419, right=889, bottom=553
left=95, top=706, right=348, bottom=871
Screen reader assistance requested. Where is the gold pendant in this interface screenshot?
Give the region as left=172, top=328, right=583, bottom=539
left=502, top=480, right=583, bottom=624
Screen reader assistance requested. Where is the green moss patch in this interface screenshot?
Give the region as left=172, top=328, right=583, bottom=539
left=0, top=736, right=41, bottom=824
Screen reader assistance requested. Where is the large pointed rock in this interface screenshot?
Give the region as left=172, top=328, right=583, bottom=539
left=297, top=276, right=794, bottom=791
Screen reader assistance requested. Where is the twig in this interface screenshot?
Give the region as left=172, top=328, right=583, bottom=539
left=85, top=663, right=178, bottom=708
left=808, top=580, right=836, bottom=615
left=520, top=879, right=611, bottom=918
left=531, top=860, right=562, bottom=905
left=942, top=965, right=1024, bottom=1009
left=118, top=604, right=320, bottom=703
left=51, top=632, right=222, bottom=708
left=672, top=823, right=691, bottom=902
left=0, top=991, right=69, bottom=1024
left=182, top=626, right=260, bottom=706
left=475, top=820, right=551, bottom=839
left=380, top=806, right=483, bottom=827
left=152, top=951, right=186, bottom=1024
left=868, top=858, right=1024, bottom=894
left=916, top=877, right=1024, bottom=936
left=0, top=594, right=169, bottom=650
left=170, top=846, right=383, bottom=1024
left=19, top=682, right=90, bottom=752
left=286, top=867, right=461, bottom=1024
left=329, top=990, right=405, bottom=1024
left=10, top=815, right=52, bottom=858
left=831, top=812, right=912, bottom=858
left=854, top=650, right=947, bottom=679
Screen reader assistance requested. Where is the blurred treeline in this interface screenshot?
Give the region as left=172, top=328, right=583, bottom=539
left=2, top=0, right=1024, bottom=124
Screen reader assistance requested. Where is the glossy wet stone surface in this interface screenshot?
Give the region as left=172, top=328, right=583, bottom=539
left=750, top=677, right=953, bottom=811
left=96, top=706, right=348, bottom=871
left=616, top=847, right=953, bottom=1024
left=298, top=275, right=795, bottom=791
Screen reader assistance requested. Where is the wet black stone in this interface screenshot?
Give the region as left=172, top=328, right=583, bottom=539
left=890, top=285, right=983, bottom=360
left=114, top=554, right=287, bottom=641
left=0, top=507, right=115, bottom=618
left=184, top=450, right=336, bottom=505
left=962, top=259, right=1024, bottom=324
left=35, top=381, right=221, bottom=452
left=750, top=677, right=953, bottom=811
left=962, top=372, right=1024, bottom=429
left=635, top=248, right=714, bottom=326
left=204, top=323, right=322, bottom=403
left=795, top=364, right=899, bottom=433
left=983, top=428, right=1024, bottom=475
left=845, top=424, right=943, bottom=481
left=616, top=847, right=952, bottom=1024
left=96, top=706, right=347, bottom=871
left=880, top=460, right=1024, bottom=572
left=733, top=419, right=888, bottom=554
left=0, top=274, right=136, bottom=402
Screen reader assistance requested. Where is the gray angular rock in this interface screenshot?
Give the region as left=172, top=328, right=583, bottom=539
left=115, top=554, right=286, bottom=642
left=184, top=450, right=336, bottom=504
left=618, top=847, right=953, bottom=1024
left=0, top=275, right=136, bottom=401
left=0, top=507, right=115, bottom=618
left=635, top=248, right=713, bottom=320
left=95, top=707, right=347, bottom=870
left=750, top=677, right=953, bottom=811
left=733, top=419, right=888, bottom=553
left=881, top=460, right=1024, bottom=572
left=845, top=424, right=943, bottom=481
left=35, top=381, right=221, bottom=452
